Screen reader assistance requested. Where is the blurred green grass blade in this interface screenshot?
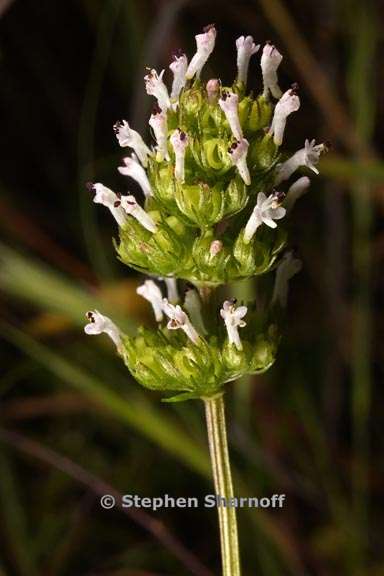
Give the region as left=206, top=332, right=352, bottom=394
left=0, top=244, right=135, bottom=334
left=0, top=321, right=209, bottom=477
left=0, top=450, right=38, bottom=576
left=346, top=0, right=377, bottom=567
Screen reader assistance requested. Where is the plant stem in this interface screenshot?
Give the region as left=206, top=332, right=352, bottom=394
left=204, top=395, right=241, bottom=576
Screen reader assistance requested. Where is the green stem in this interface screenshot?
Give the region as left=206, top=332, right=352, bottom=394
left=204, top=395, right=241, bottom=576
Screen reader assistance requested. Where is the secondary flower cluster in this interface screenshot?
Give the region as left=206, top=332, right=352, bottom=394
left=84, top=27, right=325, bottom=399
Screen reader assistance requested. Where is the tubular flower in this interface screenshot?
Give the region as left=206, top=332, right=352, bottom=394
left=118, top=154, right=153, bottom=198
left=186, top=24, right=217, bottom=80
left=228, top=139, right=251, bottom=185
left=219, top=92, right=243, bottom=140
left=137, top=280, right=164, bottom=321
left=206, top=78, right=220, bottom=104
left=244, top=191, right=286, bottom=243
left=148, top=106, right=169, bottom=161
left=284, top=176, right=311, bottom=212
left=90, top=182, right=127, bottom=227
left=169, top=52, right=188, bottom=100
left=162, top=299, right=200, bottom=344
left=84, top=310, right=122, bottom=349
left=261, top=42, right=283, bottom=99
left=220, top=299, right=248, bottom=351
left=170, top=129, right=189, bottom=182
left=272, top=251, right=302, bottom=307
left=144, top=68, right=171, bottom=111
left=236, top=35, right=259, bottom=86
left=162, top=277, right=179, bottom=304
left=113, top=120, right=152, bottom=167
left=275, top=139, right=326, bottom=184
left=117, top=194, right=157, bottom=233
left=269, top=86, right=300, bottom=146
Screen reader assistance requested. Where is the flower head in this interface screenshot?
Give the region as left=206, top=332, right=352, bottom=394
left=236, top=35, right=259, bottom=86
left=118, top=153, right=153, bottom=198
left=170, top=129, right=189, bottom=182
left=220, top=299, right=248, bottom=351
left=261, top=42, right=283, bottom=99
left=144, top=68, right=170, bottom=111
left=272, top=251, right=302, bottom=307
left=148, top=106, right=169, bottom=161
left=84, top=310, right=122, bottom=349
left=89, top=182, right=127, bottom=227
left=228, top=139, right=250, bottom=185
left=275, top=139, right=326, bottom=184
left=169, top=51, right=188, bottom=100
left=219, top=92, right=243, bottom=140
left=137, top=280, right=164, bottom=321
left=186, top=24, right=217, bottom=80
left=113, top=120, right=152, bottom=167
left=269, top=86, right=300, bottom=146
left=117, top=194, right=157, bottom=233
left=162, top=299, right=200, bottom=344
left=243, top=191, right=286, bottom=243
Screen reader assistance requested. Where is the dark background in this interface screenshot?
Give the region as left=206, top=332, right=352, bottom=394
left=0, top=0, right=383, bottom=575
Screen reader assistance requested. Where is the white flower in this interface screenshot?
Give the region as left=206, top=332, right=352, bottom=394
left=186, top=24, right=216, bottom=80
left=169, top=52, right=188, bottom=100
left=117, top=194, right=157, bottom=233
left=243, top=191, right=286, bottom=243
left=84, top=310, right=122, bottom=349
left=209, top=240, right=223, bottom=256
left=170, top=129, right=189, bottom=182
left=206, top=78, right=220, bottom=103
left=113, top=120, right=152, bottom=167
left=162, top=299, right=200, bottom=344
left=148, top=107, right=169, bottom=161
left=162, top=277, right=179, bottom=304
left=284, top=176, right=310, bottom=212
left=269, top=86, right=300, bottom=146
left=261, top=42, right=283, bottom=99
left=272, top=251, right=302, bottom=307
left=219, top=92, right=243, bottom=140
left=89, top=182, right=127, bottom=227
left=118, top=153, right=153, bottom=198
left=144, top=68, right=170, bottom=111
left=228, top=139, right=250, bottom=185
left=220, top=299, right=247, bottom=351
left=236, top=35, right=260, bottom=86
left=136, top=280, right=163, bottom=321
left=275, top=139, right=326, bottom=184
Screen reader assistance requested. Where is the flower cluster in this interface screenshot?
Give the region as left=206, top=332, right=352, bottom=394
left=84, top=27, right=325, bottom=400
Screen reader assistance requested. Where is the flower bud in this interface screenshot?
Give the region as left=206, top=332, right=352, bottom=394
left=206, top=78, right=220, bottom=103
left=137, top=279, right=164, bottom=321
left=118, top=194, right=157, bottom=233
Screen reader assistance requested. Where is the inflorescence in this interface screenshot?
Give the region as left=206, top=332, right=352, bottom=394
left=84, top=27, right=326, bottom=401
